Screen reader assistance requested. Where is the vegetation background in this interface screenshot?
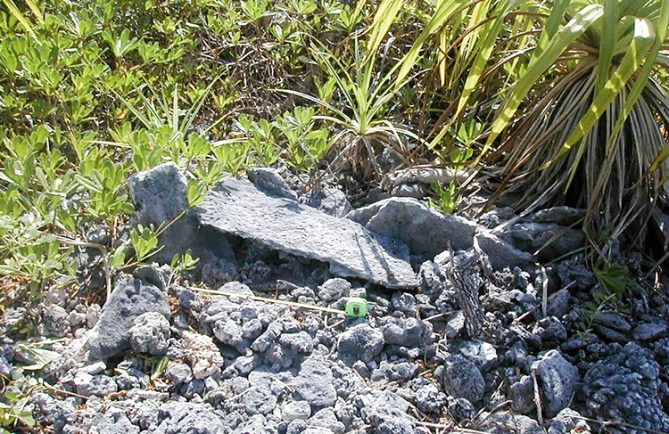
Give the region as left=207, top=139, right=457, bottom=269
left=0, top=0, right=667, bottom=430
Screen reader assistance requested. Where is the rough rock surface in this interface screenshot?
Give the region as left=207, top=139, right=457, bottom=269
left=475, top=230, right=535, bottom=270
left=346, top=197, right=476, bottom=258
left=337, top=322, right=385, bottom=363
left=128, top=312, right=171, bottom=356
left=442, top=354, right=485, bottom=403
left=583, top=342, right=669, bottom=433
left=88, top=277, right=170, bottom=361
left=301, top=188, right=352, bottom=217
left=533, top=350, right=580, bottom=418
left=128, top=163, right=193, bottom=263
left=247, top=167, right=298, bottom=200
left=196, top=178, right=417, bottom=288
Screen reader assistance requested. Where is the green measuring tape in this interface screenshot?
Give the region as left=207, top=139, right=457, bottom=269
left=191, top=287, right=368, bottom=318
left=345, top=297, right=368, bottom=318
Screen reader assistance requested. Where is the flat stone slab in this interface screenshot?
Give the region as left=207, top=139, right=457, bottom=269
left=195, top=178, right=417, bottom=289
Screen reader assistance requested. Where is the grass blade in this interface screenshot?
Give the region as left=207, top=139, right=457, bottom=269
left=367, top=0, right=402, bottom=58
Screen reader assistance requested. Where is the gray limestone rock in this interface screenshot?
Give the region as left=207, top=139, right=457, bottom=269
left=317, top=278, right=351, bottom=302
left=475, top=231, right=535, bottom=270
left=43, top=304, right=70, bottom=337
left=282, top=400, right=311, bottom=422
left=129, top=312, right=171, bottom=356
left=154, top=402, right=225, bottom=433
left=510, top=375, right=535, bottom=414
left=502, top=222, right=585, bottom=262
left=632, top=320, right=669, bottom=341
left=248, top=167, right=297, bottom=200
left=90, top=412, right=139, bottom=434
left=88, top=277, right=170, bottom=361
left=74, top=373, right=118, bottom=397
left=301, top=188, right=352, bottom=217
left=458, top=340, right=498, bottom=372
left=442, top=354, right=485, bottom=403
left=533, top=350, right=580, bottom=418
left=244, top=386, right=277, bottom=415
left=128, top=163, right=193, bottom=263
left=529, top=207, right=585, bottom=226
left=196, top=178, right=417, bottom=289
left=347, top=197, right=476, bottom=258
left=337, top=322, right=385, bottom=363
left=309, top=408, right=345, bottom=434
left=583, top=343, right=669, bottom=433
left=293, top=358, right=337, bottom=407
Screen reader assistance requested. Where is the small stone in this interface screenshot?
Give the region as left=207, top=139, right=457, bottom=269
left=133, top=264, right=171, bottom=290
left=381, top=317, right=433, bottom=348
left=248, top=167, right=297, bottom=200
left=282, top=400, right=311, bottom=422
left=244, top=386, right=277, bottom=415
left=530, top=207, right=585, bottom=226
left=444, top=311, right=466, bottom=339
left=91, top=411, right=140, bottom=434
left=74, top=373, right=118, bottom=397
left=279, top=332, right=314, bottom=354
left=317, top=278, right=351, bottom=302
left=154, top=402, right=225, bottom=433
left=391, top=293, right=418, bottom=317
left=371, top=361, right=420, bottom=383
left=309, top=408, right=345, bottom=434
left=447, top=398, right=475, bottom=422
left=475, top=231, right=535, bottom=270
left=632, top=320, right=668, bottom=341
left=337, top=322, right=385, bottom=363
left=293, top=358, right=337, bottom=407
left=213, top=319, right=247, bottom=353
left=458, top=340, right=497, bottom=372
left=546, top=289, right=571, bottom=318
left=533, top=350, right=580, bottom=418
left=88, top=277, right=170, bottom=361
left=43, top=305, right=70, bottom=337
left=129, top=312, right=171, bottom=356
left=181, top=331, right=224, bottom=379
left=510, top=375, right=535, bottom=414
left=414, top=385, right=447, bottom=415
left=442, top=354, right=485, bottom=403
left=592, top=311, right=631, bottom=332
left=548, top=408, right=590, bottom=434
left=166, top=362, right=192, bottom=385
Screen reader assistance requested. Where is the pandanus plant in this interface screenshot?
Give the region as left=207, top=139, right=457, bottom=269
left=481, top=0, right=669, bottom=248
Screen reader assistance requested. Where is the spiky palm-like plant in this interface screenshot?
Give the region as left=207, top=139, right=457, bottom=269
left=480, top=0, right=669, bottom=248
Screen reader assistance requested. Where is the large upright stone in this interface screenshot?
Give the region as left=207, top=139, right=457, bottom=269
left=129, top=163, right=237, bottom=266
left=346, top=198, right=476, bottom=259
left=88, top=277, right=170, bottom=361
left=196, top=178, right=417, bottom=289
